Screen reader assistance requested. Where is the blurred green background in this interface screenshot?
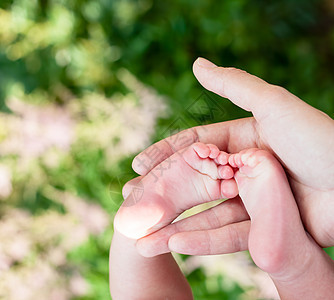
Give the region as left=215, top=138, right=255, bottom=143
left=0, top=0, right=334, bottom=299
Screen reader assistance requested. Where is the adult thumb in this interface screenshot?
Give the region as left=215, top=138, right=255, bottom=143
left=193, top=58, right=334, bottom=190
left=192, top=57, right=300, bottom=121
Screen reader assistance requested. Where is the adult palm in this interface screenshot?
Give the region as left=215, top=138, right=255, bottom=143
left=128, top=58, right=334, bottom=255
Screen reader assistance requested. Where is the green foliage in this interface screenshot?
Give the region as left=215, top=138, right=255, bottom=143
left=1, top=0, right=334, bottom=299
left=68, top=230, right=112, bottom=300
left=186, top=268, right=245, bottom=300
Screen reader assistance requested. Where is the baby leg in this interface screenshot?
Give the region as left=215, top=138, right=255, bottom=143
left=229, top=149, right=314, bottom=276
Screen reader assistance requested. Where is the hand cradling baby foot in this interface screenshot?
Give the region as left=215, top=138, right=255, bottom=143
left=115, top=144, right=319, bottom=281
left=114, top=142, right=238, bottom=239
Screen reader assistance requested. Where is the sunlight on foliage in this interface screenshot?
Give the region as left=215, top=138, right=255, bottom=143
left=1, top=0, right=334, bottom=299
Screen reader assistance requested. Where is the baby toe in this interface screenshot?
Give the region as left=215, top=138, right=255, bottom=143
left=215, top=151, right=229, bottom=165
left=240, top=148, right=258, bottom=165
left=220, top=179, right=238, bottom=199
left=236, top=154, right=245, bottom=167
left=229, top=153, right=244, bottom=168
left=218, top=165, right=234, bottom=179
left=228, top=154, right=237, bottom=168
left=192, top=142, right=210, bottom=158
left=207, top=144, right=220, bottom=159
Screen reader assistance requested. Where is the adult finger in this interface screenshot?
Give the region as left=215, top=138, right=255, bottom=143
left=132, top=118, right=259, bottom=175
left=136, top=197, right=249, bottom=257
left=193, top=57, right=301, bottom=121
left=168, top=220, right=250, bottom=255
left=122, top=175, right=144, bottom=199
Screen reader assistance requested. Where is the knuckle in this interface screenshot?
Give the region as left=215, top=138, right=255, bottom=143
left=205, top=208, right=222, bottom=229
left=227, top=225, right=241, bottom=253
left=204, top=231, right=213, bottom=254
left=262, top=84, right=289, bottom=102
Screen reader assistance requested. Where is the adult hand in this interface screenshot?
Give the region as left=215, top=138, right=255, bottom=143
left=126, top=58, right=334, bottom=256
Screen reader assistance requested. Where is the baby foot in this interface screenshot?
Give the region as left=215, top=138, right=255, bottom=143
left=114, top=143, right=238, bottom=239
left=229, top=149, right=313, bottom=276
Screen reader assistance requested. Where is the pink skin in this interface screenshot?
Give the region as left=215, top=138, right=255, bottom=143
left=137, top=147, right=333, bottom=283
left=111, top=58, right=334, bottom=299
left=136, top=146, right=310, bottom=274
left=130, top=58, right=334, bottom=251
left=228, top=148, right=334, bottom=299
left=114, top=143, right=237, bottom=240
left=113, top=58, right=334, bottom=299
left=229, top=148, right=315, bottom=276
left=110, top=147, right=334, bottom=300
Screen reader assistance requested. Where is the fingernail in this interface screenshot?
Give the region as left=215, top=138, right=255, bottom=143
left=196, top=57, right=217, bottom=68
